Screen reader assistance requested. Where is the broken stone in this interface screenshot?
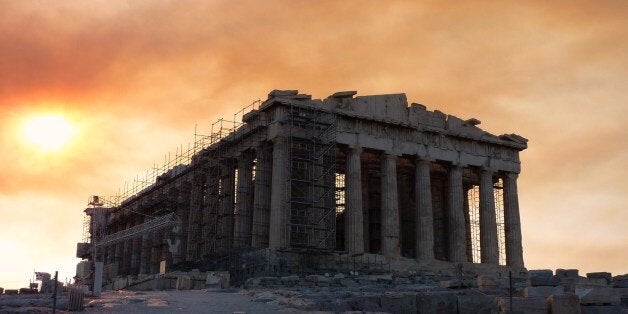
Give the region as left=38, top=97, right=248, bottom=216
left=579, top=305, right=621, bottom=313
left=415, top=291, right=457, bottom=313
left=575, top=287, right=621, bottom=306
left=556, top=269, right=579, bottom=279
left=380, top=292, right=417, bottom=314
left=175, top=275, right=191, bottom=290
left=586, top=272, right=612, bottom=285
left=498, top=297, right=546, bottom=314
left=546, top=294, right=581, bottom=314
left=477, top=275, right=501, bottom=289
left=523, top=285, right=564, bottom=298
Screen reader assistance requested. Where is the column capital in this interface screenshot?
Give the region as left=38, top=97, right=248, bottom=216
left=504, top=172, right=519, bottom=180
left=415, top=154, right=435, bottom=163
left=348, top=145, right=363, bottom=155
left=271, top=136, right=285, bottom=144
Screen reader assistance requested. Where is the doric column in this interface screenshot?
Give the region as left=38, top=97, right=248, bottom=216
left=150, top=231, right=161, bottom=274
left=479, top=169, right=499, bottom=264
left=415, top=158, right=434, bottom=262
left=186, top=179, right=203, bottom=261
left=345, top=146, right=364, bottom=254
left=503, top=172, right=524, bottom=268
left=381, top=153, right=400, bottom=257
left=252, top=143, right=272, bottom=248
left=269, top=137, right=290, bottom=249
left=234, top=151, right=254, bottom=247
left=447, top=165, right=467, bottom=262
left=201, top=170, right=219, bottom=257
left=139, top=227, right=151, bottom=274
left=130, top=233, right=141, bottom=275
left=218, top=160, right=235, bottom=252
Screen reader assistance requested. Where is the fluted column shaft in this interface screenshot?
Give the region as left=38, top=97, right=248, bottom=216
left=218, top=160, right=235, bottom=252
left=234, top=152, right=254, bottom=247
left=479, top=170, right=499, bottom=264
left=381, top=153, right=400, bottom=257
left=252, top=144, right=272, bottom=248
left=345, top=147, right=364, bottom=254
left=139, top=227, right=151, bottom=274
left=447, top=165, right=467, bottom=262
left=503, top=172, right=524, bottom=268
left=415, top=158, right=434, bottom=261
left=269, top=137, right=289, bottom=249
left=186, top=181, right=202, bottom=260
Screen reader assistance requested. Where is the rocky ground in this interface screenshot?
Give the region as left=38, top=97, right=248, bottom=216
left=2, top=269, right=626, bottom=313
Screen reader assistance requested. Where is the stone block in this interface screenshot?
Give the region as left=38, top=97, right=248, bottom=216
left=528, top=276, right=560, bottom=287
left=580, top=305, right=621, bottom=313
left=258, top=276, right=281, bottom=287
left=339, top=278, right=359, bottom=287
left=556, top=269, right=579, bottom=279
left=547, top=294, right=581, bottom=314
left=4, top=289, right=18, bottom=295
left=523, top=285, right=564, bottom=298
left=305, top=275, right=332, bottom=283
left=612, top=275, right=628, bottom=288
left=478, top=275, right=501, bottom=289
left=575, top=277, right=608, bottom=289
left=576, top=287, right=621, bottom=305
left=0, top=288, right=3, bottom=294
left=586, top=272, right=612, bottom=284
left=393, top=277, right=411, bottom=285
left=381, top=292, right=417, bottom=314
left=498, top=297, right=546, bottom=314
left=528, top=269, right=553, bottom=279
left=415, top=291, right=457, bottom=313
left=205, top=271, right=230, bottom=288
left=458, top=290, right=499, bottom=313
left=281, top=275, right=299, bottom=286
left=176, top=275, right=191, bottom=290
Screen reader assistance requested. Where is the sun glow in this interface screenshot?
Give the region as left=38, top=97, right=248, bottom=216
left=21, top=115, right=78, bottom=151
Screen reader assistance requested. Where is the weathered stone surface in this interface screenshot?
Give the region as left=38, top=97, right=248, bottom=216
left=556, top=269, right=579, bottom=279
left=458, top=290, right=499, bottom=313
left=477, top=275, right=501, bottom=289
left=579, top=305, right=621, bottom=313
left=547, top=294, right=581, bottom=314
left=575, top=287, right=621, bottom=305
left=586, top=272, right=612, bottom=284
left=175, top=275, right=191, bottom=290
left=305, top=275, right=332, bottom=284
left=416, top=291, right=457, bottom=314
left=523, top=285, right=564, bottom=298
left=528, top=276, right=560, bottom=287
left=528, top=269, right=553, bottom=279
left=381, top=292, right=417, bottom=314
left=498, top=297, right=546, bottom=314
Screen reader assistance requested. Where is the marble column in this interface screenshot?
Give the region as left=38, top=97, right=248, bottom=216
left=345, top=147, right=364, bottom=254
left=269, top=137, right=290, bottom=249
left=218, top=160, right=235, bottom=252
left=186, top=179, right=202, bottom=261
left=234, top=151, right=254, bottom=247
left=479, top=169, right=499, bottom=264
left=415, top=158, right=434, bottom=262
left=447, top=165, right=467, bottom=262
left=150, top=231, right=161, bottom=274
left=252, top=144, right=272, bottom=248
left=139, top=229, right=151, bottom=274
left=381, top=153, right=400, bottom=257
left=503, top=172, right=524, bottom=268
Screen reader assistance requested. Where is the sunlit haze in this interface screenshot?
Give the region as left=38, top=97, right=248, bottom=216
left=21, top=115, right=78, bottom=152
left=0, top=1, right=626, bottom=289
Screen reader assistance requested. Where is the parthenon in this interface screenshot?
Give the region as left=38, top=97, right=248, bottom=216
left=77, top=89, right=528, bottom=287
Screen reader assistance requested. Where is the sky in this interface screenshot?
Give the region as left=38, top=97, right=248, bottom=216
left=0, top=0, right=626, bottom=289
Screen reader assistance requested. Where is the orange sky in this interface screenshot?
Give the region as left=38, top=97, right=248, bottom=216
left=1, top=1, right=626, bottom=288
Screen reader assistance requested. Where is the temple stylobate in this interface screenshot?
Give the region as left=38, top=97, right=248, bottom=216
left=78, top=90, right=527, bottom=285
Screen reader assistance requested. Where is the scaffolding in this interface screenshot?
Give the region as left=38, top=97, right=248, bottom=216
left=285, top=103, right=337, bottom=250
